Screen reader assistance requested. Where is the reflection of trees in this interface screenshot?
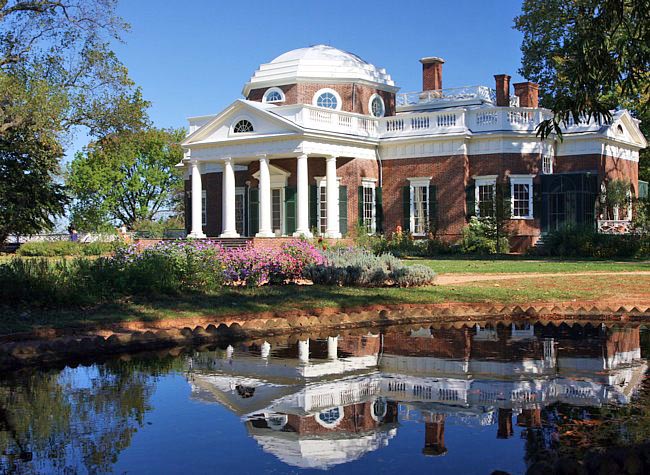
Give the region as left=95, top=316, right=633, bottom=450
left=0, top=355, right=186, bottom=474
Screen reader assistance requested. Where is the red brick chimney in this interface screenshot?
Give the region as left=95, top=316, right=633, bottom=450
left=494, top=74, right=511, bottom=107
left=420, top=57, right=445, bottom=91
left=513, top=82, right=539, bottom=108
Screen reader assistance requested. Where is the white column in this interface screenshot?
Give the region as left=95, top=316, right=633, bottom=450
left=220, top=157, right=239, bottom=238
left=256, top=155, right=274, bottom=237
left=294, top=154, right=312, bottom=237
left=188, top=161, right=206, bottom=238
left=325, top=156, right=341, bottom=238
left=327, top=336, right=338, bottom=360
left=226, top=345, right=234, bottom=360
left=261, top=341, right=271, bottom=359
left=298, top=339, right=309, bottom=363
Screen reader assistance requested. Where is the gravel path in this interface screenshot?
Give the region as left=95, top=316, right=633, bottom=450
left=435, top=270, right=650, bottom=285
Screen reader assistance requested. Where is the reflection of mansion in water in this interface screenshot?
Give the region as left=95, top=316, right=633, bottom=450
left=187, top=323, right=646, bottom=469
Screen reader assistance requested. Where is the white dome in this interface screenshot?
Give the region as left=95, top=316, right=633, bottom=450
left=243, top=44, right=396, bottom=96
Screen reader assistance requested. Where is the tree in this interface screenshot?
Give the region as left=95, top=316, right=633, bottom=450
left=66, top=128, right=186, bottom=229
left=0, top=1, right=149, bottom=242
left=514, top=0, right=650, bottom=180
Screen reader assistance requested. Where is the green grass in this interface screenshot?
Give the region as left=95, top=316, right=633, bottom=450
left=406, top=257, right=650, bottom=274
left=4, top=273, right=647, bottom=336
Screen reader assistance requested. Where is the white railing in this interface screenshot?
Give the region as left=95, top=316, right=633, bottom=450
left=272, top=103, right=579, bottom=140
left=396, top=85, right=495, bottom=108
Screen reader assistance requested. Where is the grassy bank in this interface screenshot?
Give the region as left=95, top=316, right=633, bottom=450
left=3, top=274, right=649, bottom=336
left=407, top=258, right=650, bottom=274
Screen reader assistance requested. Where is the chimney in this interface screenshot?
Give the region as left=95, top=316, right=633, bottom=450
left=513, top=82, right=539, bottom=108
left=420, top=57, right=445, bottom=91
left=494, top=74, right=511, bottom=107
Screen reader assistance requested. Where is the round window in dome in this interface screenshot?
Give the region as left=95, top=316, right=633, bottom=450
left=263, top=87, right=285, bottom=103
left=233, top=119, right=254, bottom=133
left=370, top=94, right=385, bottom=118
left=314, top=89, right=341, bottom=110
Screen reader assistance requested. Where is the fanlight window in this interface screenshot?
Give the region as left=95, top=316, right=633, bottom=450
left=264, top=89, right=284, bottom=103
left=233, top=119, right=254, bottom=133
left=370, top=96, right=385, bottom=117
left=316, top=92, right=338, bottom=109
left=318, top=407, right=342, bottom=426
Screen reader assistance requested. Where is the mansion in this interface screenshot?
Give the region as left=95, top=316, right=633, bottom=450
left=180, top=45, right=647, bottom=249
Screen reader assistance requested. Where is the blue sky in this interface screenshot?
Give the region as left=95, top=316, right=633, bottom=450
left=68, top=0, right=526, bottom=157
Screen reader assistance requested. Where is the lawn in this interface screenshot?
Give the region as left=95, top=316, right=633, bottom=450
left=3, top=274, right=649, bottom=336
left=406, top=257, right=650, bottom=274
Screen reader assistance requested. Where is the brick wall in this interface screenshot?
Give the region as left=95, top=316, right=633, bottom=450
left=247, top=82, right=396, bottom=116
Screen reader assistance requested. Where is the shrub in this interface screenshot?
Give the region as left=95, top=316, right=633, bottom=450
left=16, top=241, right=114, bottom=257
left=460, top=217, right=510, bottom=254
left=305, top=247, right=436, bottom=287
left=536, top=226, right=649, bottom=258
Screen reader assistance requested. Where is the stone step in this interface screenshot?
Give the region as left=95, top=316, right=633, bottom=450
left=211, top=238, right=252, bottom=249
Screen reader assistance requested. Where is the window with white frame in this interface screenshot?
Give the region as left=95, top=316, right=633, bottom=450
left=271, top=188, right=282, bottom=233
left=409, top=178, right=430, bottom=235
left=510, top=176, right=534, bottom=219
left=369, top=94, right=385, bottom=118
left=362, top=180, right=376, bottom=233
left=233, top=119, right=254, bottom=133
left=313, top=88, right=341, bottom=110
left=316, top=178, right=340, bottom=235
left=475, top=176, right=496, bottom=218
left=201, top=190, right=207, bottom=226
left=263, top=87, right=285, bottom=103
left=542, top=155, right=553, bottom=174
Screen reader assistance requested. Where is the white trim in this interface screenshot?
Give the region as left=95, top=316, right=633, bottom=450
left=253, top=164, right=290, bottom=188
left=510, top=175, right=534, bottom=219
left=407, top=176, right=432, bottom=187
left=368, top=94, right=385, bottom=118
left=313, top=88, right=343, bottom=111
left=262, top=87, right=285, bottom=104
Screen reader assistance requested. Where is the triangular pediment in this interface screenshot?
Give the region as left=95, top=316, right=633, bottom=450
left=182, top=99, right=303, bottom=146
left=606, top=110, right=648, bottom=148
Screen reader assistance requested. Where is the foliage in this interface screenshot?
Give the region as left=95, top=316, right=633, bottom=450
left=534, top=225, right=649, bottom=258
left=368, top=231, right=427, bottom=257
left=305, top=247, right=436, bottom=287
left=514, top=0, right=650, bottom=180
left=130, top=217, right=185, bottom=239
left=460, top=217, right=511, bottom=254
left=16, top=241, right=114, bottom=257
left=633, top=197, right=650, bottom=233
left=604, top=179, right=632, bottom=218
left=0, top=1, right=149, bottom=242
left=66, top=128, right=186, bottom=229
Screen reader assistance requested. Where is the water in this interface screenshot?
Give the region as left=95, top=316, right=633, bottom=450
left=1, top=321, right=650, bottom=474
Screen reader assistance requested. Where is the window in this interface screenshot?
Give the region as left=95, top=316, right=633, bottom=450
left=510, top=176, right=534, bottom=219
left=318, top=185, right=328, bottom=234
left=408, top=178, right=431, bottom=235
left=272, top=188, right=282, bottom=233
left=235, top=189, right=245, bottom=235
left=233, top=119, right=254, bottom=133
left=542, top=155, right=553, bottom=174
left=316, top=407, right=343, bottom=428
left=263, top=87, right=285, bottom=103
left=362, top=181, right=376, bottom=233
left=369, top=94, right=385, bottom=118
left=201, top=190, right=207, bottom=226
left=313, top=88, right=341, bottom=110
left=475, top=177, right=496, bottom=218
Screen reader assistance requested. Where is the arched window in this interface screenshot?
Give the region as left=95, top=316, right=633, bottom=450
left=369, top=94, right=385, bottom=118
left=316, top=407, right=343, bottom=428
left=263, top=87, right=285, bottom=103
left=313, top=88, right=341, bottom=110
left=233, top=119, right=254, bottom=133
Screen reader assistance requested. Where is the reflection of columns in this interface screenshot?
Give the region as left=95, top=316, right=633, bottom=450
left=325, top=156, right=341, bottom=238
left=497, top=408, right=514, bottom=439
left=261, top=341, right=271, bottom=359
left=422, top=414, right=447, bottom=456
left=256, top=155, right=273, bottom=237
left=226, top=345, right=234, bottom=359
left=294, top=154, right=312, bottom=237
left=189, top=161, right=206, bottom=238
left=220, top=157, right=239, bottom=237
left=517, top=408, right=542, bottom=428
left=298, top=339, right=309, bottom=363
left=327, top=336, right=338, bottom=360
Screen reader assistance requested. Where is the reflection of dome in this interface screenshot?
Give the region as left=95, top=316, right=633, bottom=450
left=250, top=428, right=397, bottom=469
left=243, top=44, right=396, bottom=95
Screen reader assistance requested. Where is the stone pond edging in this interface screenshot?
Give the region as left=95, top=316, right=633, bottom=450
left=2, top=300, right=650, bottom=370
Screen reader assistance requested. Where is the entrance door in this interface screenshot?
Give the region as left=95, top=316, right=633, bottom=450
left=235, top=188, right=245, bottom=236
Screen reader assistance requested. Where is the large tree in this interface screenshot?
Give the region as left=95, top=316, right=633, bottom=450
left=0, top=1, right=149, bottom=241
left=514, top=0, right=650, bottom=180
left=66, top=127, right=186, bottom=229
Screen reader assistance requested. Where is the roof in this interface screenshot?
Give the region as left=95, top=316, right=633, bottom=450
left=242, top=44, right=397, bottom=96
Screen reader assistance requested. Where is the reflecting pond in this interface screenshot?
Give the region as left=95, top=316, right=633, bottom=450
left=2, top=321, right=650, bottom=474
